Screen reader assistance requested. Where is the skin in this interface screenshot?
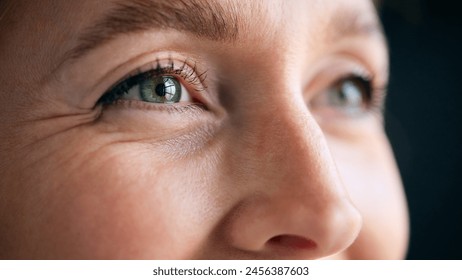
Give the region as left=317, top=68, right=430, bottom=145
left=0, top=0, right=408, bottom=259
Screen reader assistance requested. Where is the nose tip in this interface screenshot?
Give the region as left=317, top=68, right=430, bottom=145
left=309, top=198, right=362, bottom=256
left=224, top=191, right=362, bottom=259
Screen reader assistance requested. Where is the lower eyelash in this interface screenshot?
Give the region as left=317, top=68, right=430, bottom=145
left=111, top=99, right=206, bottom=114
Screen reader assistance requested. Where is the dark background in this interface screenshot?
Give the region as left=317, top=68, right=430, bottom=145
left=380, top=0, right=462, bottom=259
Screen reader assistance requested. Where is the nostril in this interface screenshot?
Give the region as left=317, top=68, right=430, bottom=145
left=268, top=235, right=317, bottom=250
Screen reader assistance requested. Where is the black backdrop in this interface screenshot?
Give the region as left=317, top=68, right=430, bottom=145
left=380, top=0, right=462, bottom=259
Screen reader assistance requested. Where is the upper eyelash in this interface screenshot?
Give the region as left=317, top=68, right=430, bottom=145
left=370, top=84, right=388, bottom=114
left=361, top=74, right=388, bottom=114
left=341, top=72, right=388, bottom=114
left=98, top=58, right=208, bottom=105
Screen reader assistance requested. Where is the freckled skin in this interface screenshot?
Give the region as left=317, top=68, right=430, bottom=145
left=0, top=0, right=408, bottom=259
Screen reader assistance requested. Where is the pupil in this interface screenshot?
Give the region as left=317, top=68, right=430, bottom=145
left=155, top=83, right=166, bottom=97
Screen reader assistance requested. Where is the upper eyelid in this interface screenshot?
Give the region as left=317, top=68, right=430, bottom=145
left=113, top=56, right=205, bottom=87
left=304, top=56, right=376, bottom=95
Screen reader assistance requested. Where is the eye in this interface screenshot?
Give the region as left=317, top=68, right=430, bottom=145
left=98, top=58, right=206, bottom=106
left=99, top=71, right=191, bottom=105
left=311, top=75, right=378, bottom=117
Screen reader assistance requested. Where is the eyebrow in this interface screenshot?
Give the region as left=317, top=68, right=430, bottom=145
left=66, top=0, right=239, bottom=61
left=63, top=0, right=383, bottom=63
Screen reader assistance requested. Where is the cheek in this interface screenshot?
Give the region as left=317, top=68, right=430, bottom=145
left=328, top=132, right=409, bottom=259
left=4, top=138, right=226, bottom=259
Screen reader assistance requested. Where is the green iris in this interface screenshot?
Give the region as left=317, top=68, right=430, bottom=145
left=140, top=76, right=182, bottom=103
left=328, top=76, right=371, bottom=114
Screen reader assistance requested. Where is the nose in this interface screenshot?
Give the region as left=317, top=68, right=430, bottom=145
left=223, top=98, right=362, bottom=259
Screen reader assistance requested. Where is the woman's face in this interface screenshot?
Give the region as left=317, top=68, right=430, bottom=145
left=0, top=0, right=408, bottom=259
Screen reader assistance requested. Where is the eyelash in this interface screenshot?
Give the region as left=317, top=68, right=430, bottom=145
left=98, top=58, right=207, bottom=105
left=316, top=69, right=388, bottom=119
left=347, top=74, right=387, bottom=111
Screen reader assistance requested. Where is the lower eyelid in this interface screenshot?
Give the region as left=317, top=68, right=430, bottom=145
left=109, top=99, right=206, bottom=114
